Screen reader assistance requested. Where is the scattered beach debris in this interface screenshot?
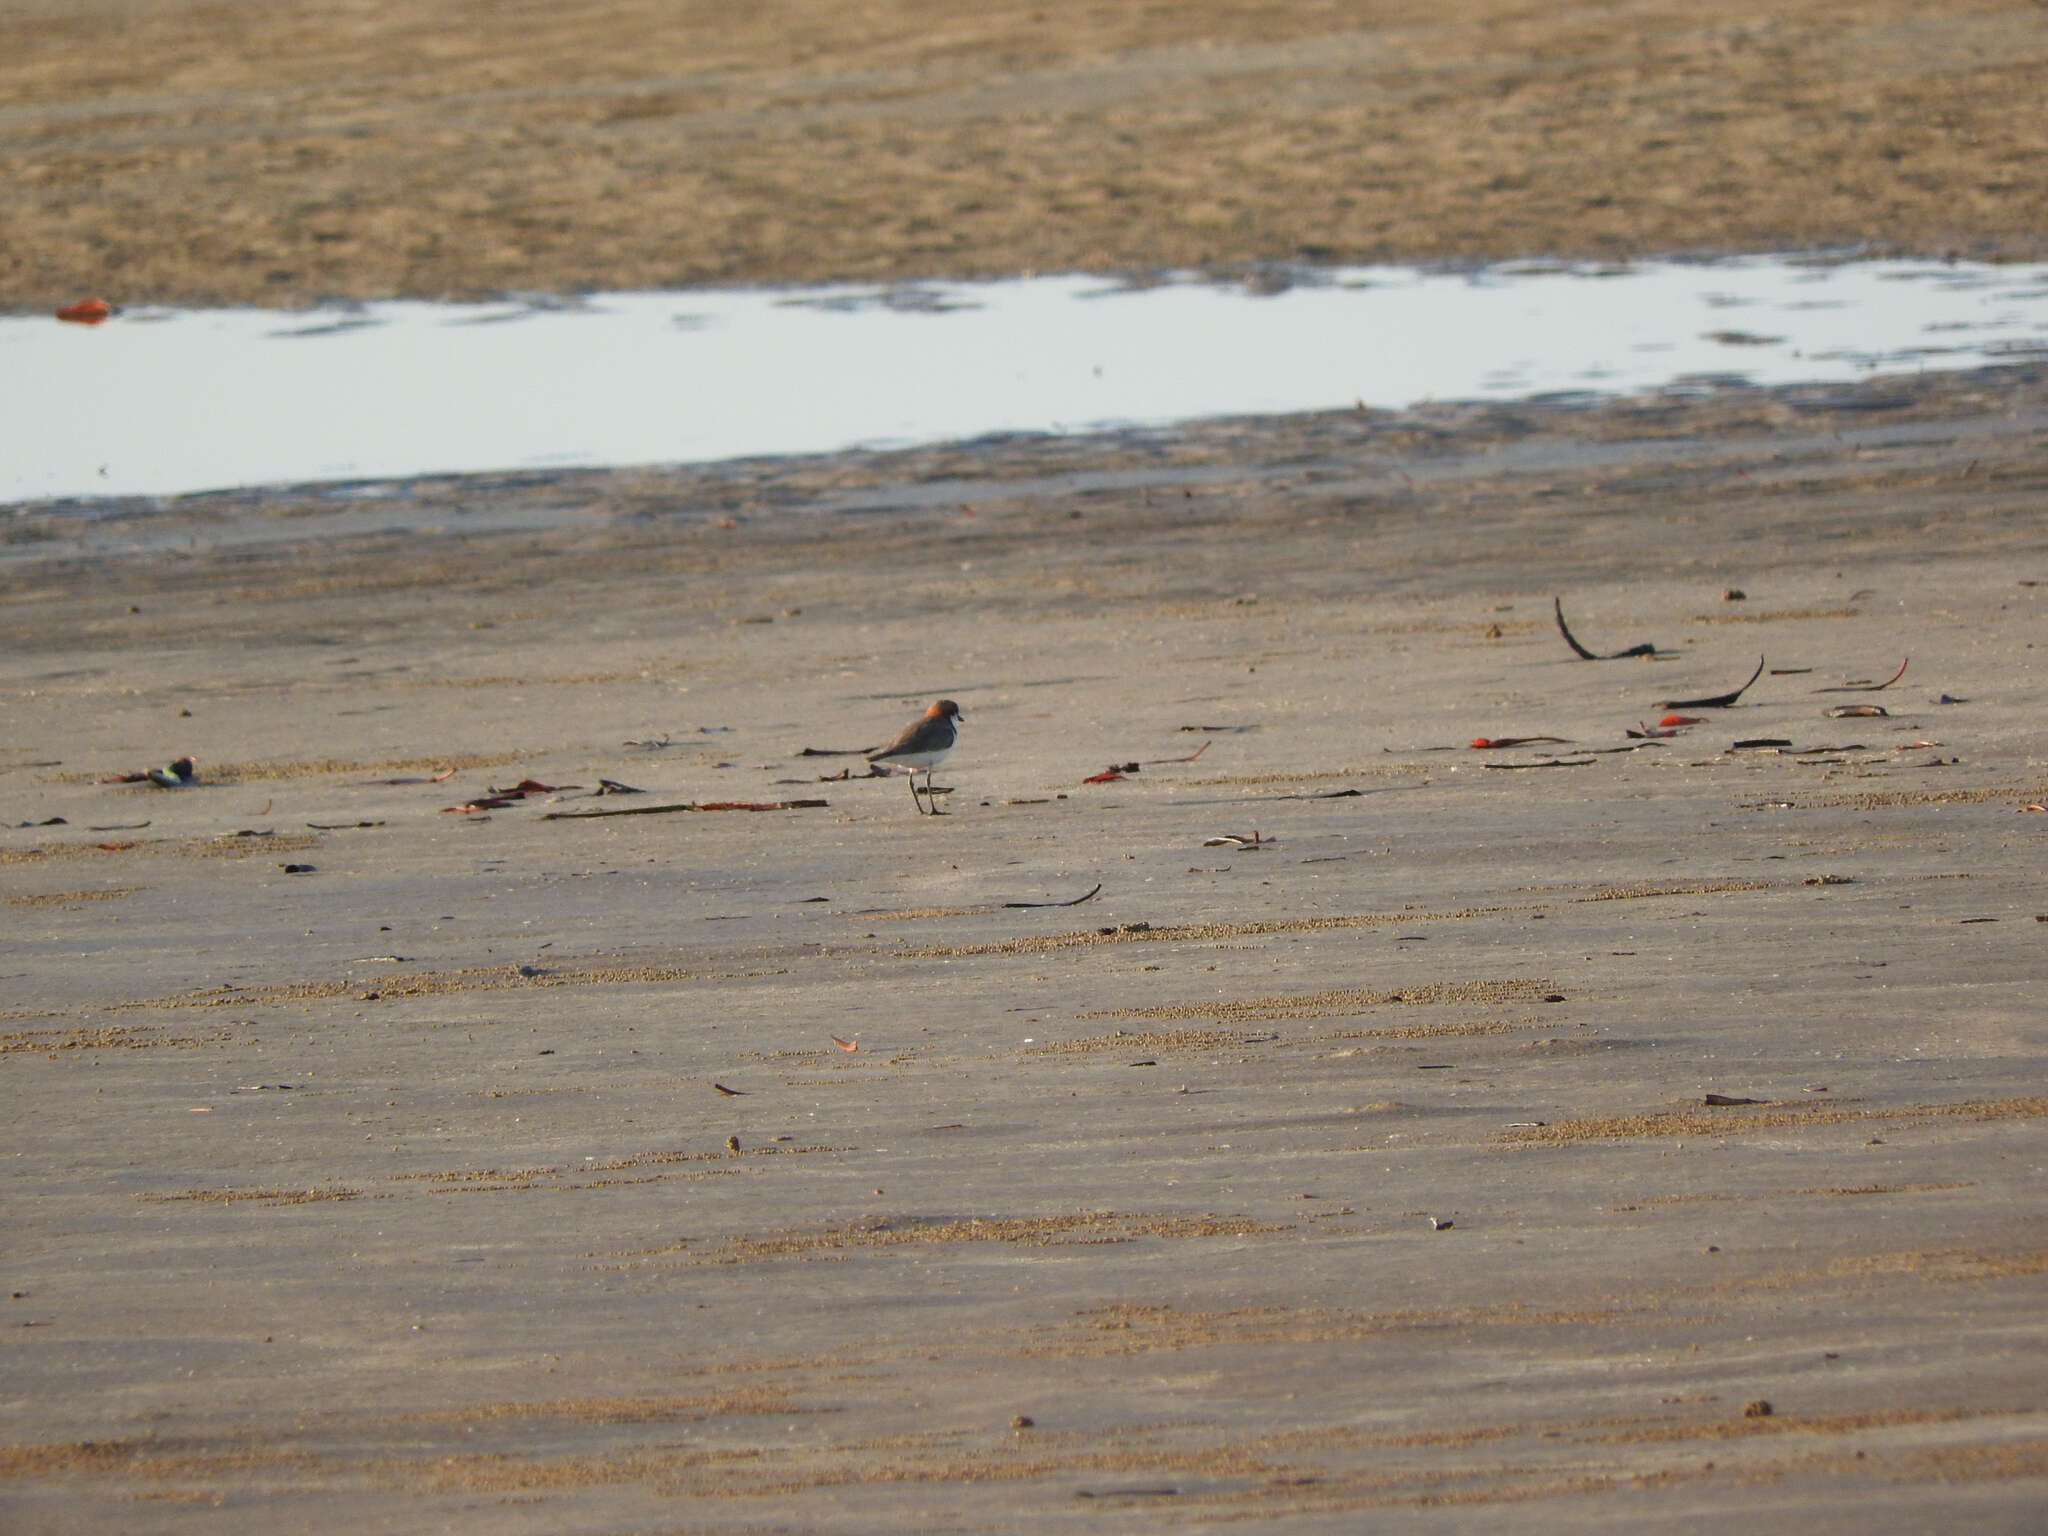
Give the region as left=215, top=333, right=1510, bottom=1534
left=595, top=778, right=644, bottom=795
left=1825, top=705, right=1889, bottom=718
left=358, top=768, right=456, bottom=785
left=1468, top=736, right=1572, bottom=749
left=484, top=778, right=574, bottom=798
left=1178, top=723, right=1258, bottom=733
left=542, top=799, right=830, bottom=819
left=435, top=779, right=585, bottom=813
left=1482, top=758, right=1595, bottom=769
left=1202, top=832, right=1270, bottom=848
left=1076, top=1487, right=1179, bottom=1500
left=102, top=756, right=196, bottom=787
left=1816, top=658, right=1908, bottom=693
left=306, top=820, right=385, bottom=830
left=1703, top=1094, right=1766, bottom=1105
left=830, top=1036, right=859, bottom=1052
left=1079, top=735, right=1212, bottom=784
left=1235, top=787, right=1366, bottom=801
left=1001, top=883, right=1103, bottom=909
left=1658, top=655, right=1766, bottom=709
left=280, top=863, right=316, bottom=874
left=1553, top=597, right=1659, bottom=660
left=711, top=1082, right=747, bottom=1096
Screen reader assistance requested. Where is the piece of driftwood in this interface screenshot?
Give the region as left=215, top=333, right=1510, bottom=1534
left=542, top=799, right=830, bottom=819
left=1815, top=657, right=1909, bottom=692
left=1658, top=656, right=1766, bottom=709
left=1001, top=883, right=1103, bottom=909
left=1554, top=597, right=1658, bottom=660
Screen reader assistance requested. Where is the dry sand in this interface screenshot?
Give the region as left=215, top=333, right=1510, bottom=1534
left=5, top=1, right=2048, bottom=1531
left=3, top=0, right=2046, bottom=308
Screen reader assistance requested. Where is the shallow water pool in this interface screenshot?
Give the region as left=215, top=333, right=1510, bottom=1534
left=4, top=254, right=2044, bottom=505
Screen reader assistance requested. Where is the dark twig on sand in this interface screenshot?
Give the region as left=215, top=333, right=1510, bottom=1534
left=1658, top=656, right=1766, bottom=709
left=1001, top=883, right=1104, bottom=909
left=542, top=799, right=830, bottom=819
left=1554, top=597, right=1659, bottom=660
left=1815, top=657, right=1909, bottom=693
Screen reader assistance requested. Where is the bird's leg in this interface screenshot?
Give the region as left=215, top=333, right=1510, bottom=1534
left=907, top=772, right=929, bottom=815
left=922, top=768, right=947, bottom=815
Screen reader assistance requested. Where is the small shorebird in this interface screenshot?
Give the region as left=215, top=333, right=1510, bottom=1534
left=868, top=699, right=963, bottom=815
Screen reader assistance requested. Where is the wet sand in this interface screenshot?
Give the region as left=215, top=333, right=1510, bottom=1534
left=4, top=365, right=2046, bottom=1529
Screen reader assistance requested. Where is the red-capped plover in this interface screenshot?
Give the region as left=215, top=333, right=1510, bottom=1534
left=869, top=698, right=963, bottom=815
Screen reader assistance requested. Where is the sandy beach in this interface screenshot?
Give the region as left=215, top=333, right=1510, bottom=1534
left=5, top=1, right=2048, bottom=1531
left=7, top=364, right=2046, bottom=1529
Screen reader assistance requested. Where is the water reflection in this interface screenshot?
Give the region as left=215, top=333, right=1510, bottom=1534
left=3, top=255, right=2043, bottom=505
